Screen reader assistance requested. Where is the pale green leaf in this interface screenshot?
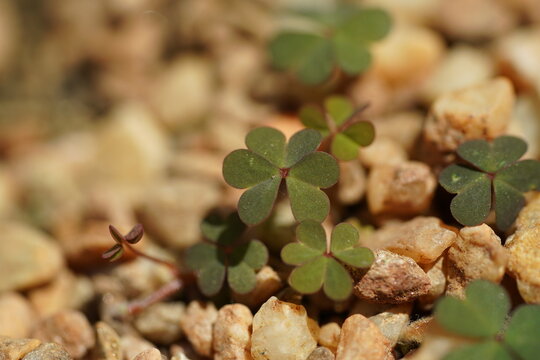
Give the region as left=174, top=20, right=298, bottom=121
left=336, top=8, right=392, bottom=42
left=286, top=177, right=330, bottom=222
left=333, top=247, right=374, bottom=268
left=288, top=256, right=328, bottom=294
left=330, top=222, right=358, bottom=252
left=443, top=341, right=512, bottom=360
left=228, top=262, right=257, bottom=294
left=299, top=105, right=327, bottom=131
left=281, top=243, right=324, bottom=265
left=296, top=220, right=327, bottom=252
left=323, top=258, right=353, bottom=300
left=325, top=96, right=354, bottom=126
left=332, top=33, right=371, bottom=75
left=504, top=305, right=540, bottom=360
left=331, top=133, right=358, bottom=160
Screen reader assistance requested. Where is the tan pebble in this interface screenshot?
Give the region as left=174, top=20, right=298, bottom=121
left=131, top=348, right=162, bottom=360
left=112, top=257, right=175, bottom=298
left=369, top=305, right=411, bottom=346
left=0, top=222, right=64, bottom=292
left=94, top=321, right=122, bottom=360
left=134, top=302, right=184, bottom=345
left=180, top=301, right=218, bottom=357
left=353, top=250, right=431, bottom=304
left=367, top=161, right=436, bottom=216
left=424, top=77, right=515, bottom=152
left=506, top=194, right=540, bottom=303
left=372, top=111, right=424, bottom=153
left=32, top=310, right=95, bottom=359
left=0, top=336, right=41, bottom=359
left=212, top=304, right=252, bottom=360
left=121, top=335, right=154, bottom=360
left=22, top=342, right=71, bottom=360
left=335, top=314, right=391, bottom=360
left=359, top=137, right=408, bottom=169
left=318, top=323, right=340, bottom=354
left=0, top=292, right=36, bottom=338
left=337, top=160, right=366, bottom=205
left=418, top=256, right=446, bottom=307
left=368, top=217, right=457, bottom=264
left=251, top=297, right=317, bottom=360
left=232, top=266, right=283, bottom=308
left=307, top=346, right=335, bottom=360
left=399, top=316, right=433, bottom=345
left=446, top=224, right=508, bottom=297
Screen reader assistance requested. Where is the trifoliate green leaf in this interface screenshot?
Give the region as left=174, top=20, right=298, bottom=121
left=197, top=262, right=226, bottom=296
left=238, top=177, right=281, bottom=225
left=286, top=176, right=330, bottom=222
left=227, top=262, right=257, bottom=295
left=493, top=179, right=525, bottom=231
left=504, top=305, right=540, bottom=360
left=289, top=256, right=328, bottom=294
left=295, top=220, right=327, bottom=252
left=443, top=341, right=511, bottom=360
left=245, top=127, right=286, bottom=167
left=223, top=150, right=279, bottom=189
left=458, top=136, right=527, bottom=173
left=323, top=257, right=353, bottom=300
left=325, top=96, right=354, bottom=126
left=289, top=152, right=339, bottom=188
left=231, top=240, right=268, bottom=270
left=335, top=8, right=392, bottom=42
left=285, top=129, right=323, bottom=167
left=185, top=243, right=219, bottom=271
left=332, top=33, right=371, bottom=75
left=435, top=280, right=510, bottom=338
left=299, top=105, right=327, bottom=132
left=200, top=212, right=246, bottom=245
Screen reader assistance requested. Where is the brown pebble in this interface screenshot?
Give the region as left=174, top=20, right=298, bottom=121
left=22, top=342, right=72, bottom=360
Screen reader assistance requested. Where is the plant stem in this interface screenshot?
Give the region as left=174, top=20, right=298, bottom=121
left=123, top=242, right=181, bottom=278
left=127, top=278, right=183, bottom=315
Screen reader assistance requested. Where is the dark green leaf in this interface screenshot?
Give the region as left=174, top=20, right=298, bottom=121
left=493, top=179, right=525, bottom=231
left=299, top=105, right=328, bottom=132
left=200, top=212, right=245, bottom=245
left=286, top=177, right=330, bottom=222
left=281, top=242, right=325, bottom=265
left=443, top=341, right=512, bottom=360
left=185, top=243, right=220, bottom=271
left=342, top=121, right=375, bottom=146
left=285, top=129, right=323, bottom=167
left=296, top=220, right=327, bottom=252
left=325, top=96, right=354, bottom=126
left=228, top=262, right=257, bottom=294
left=323, top=258, right=353, bottom=300
left=333, top=247, right=374, bottom=268
left=269, top=32, right=334, bottom=84
left=245, top=127, right=286, bottom=167
left=231, top=240, right=268, bottom=270
left=288, top=256, right=328, bottom=294
left=439, top=165, right=486, bottom=193
left=332, top=33, right=371, bottom=75
left=223, top=149, right=278, bottom=189
left=336, top=8, right=392, bottom=42
left=289, top=152, right=339, bottom=188
left=238, top=176, right=281, bottom=225
left=496, top=160, right=540, bottom=192
left=504, top=305, right=540, bottom=360
left=330, top=222, right=358, bottom=252
left=197, top=262, right=226, bottom=296
left=435, top=280, right=510, bottom=338
left=491, top=136, right=528, bottom=169
left=449, top=173, right=491, bottom=226
left=457, top=136, right=527, bottom=173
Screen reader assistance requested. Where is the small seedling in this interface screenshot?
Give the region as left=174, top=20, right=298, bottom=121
left=185, top=212, right=269, bottom=296
left=281, top=220, right=374, bottom=301
left=222, top=127, right=339, bottom=225
left=103, top=224, right=145, bottom=261
left=439, top=136, right=540, bottom=230
left=300, top=95, right=374, bottom=160
left=269, top=5, right=391, bottom=84
left=435, top=280, right=540, bottom=360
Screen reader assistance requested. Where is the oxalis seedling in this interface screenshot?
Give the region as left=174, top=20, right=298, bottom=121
left=435, top=280, right=540, bottom=360
left=269, top=5, right=391, bottom=84
left=185, top=211, right=268, bottom=296
left=300, top=95, right=374, bottom=160
left=281, top=220, right=373, bottom=301
left=222, top=127, right=339, bottom=225
left=439, top=136, right=540, bottom=230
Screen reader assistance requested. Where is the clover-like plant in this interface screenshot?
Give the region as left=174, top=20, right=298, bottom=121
left=300, top=95, right=374, bottom=160
left=222, top=127, right=339, bottom=225
left=435, top=280, right=540, bottom=360
left=185, top=212, right=268, bottom=296
left=280, top=220, right=374, bottom=301
left=439, top=136, right=540, bottom=230
left=269, top=5, right=391, bottom=84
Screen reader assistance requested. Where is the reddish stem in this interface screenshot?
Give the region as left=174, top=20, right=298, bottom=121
left=127, top=278, right=183, bottom=315
left=123, top=242, right=181, bottom=278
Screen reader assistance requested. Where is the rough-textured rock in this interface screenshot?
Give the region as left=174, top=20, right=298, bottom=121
left=0, top=337, right=41, bottom=359
left=367, top=161, right=436, bottom=216
left=424, top=77, right=515, bottom=152
left=213, top=304, right=253, bottom=360
left=369, top=305, right=410, bottom=346
left=32, top=310, right=95, bottom=359
left=399, top=316, right=434, bottom=345
left=251, top=297, right=317, bottom=360
left=180, top=301, right=218, bottom=357
left=359, top=137, right=408, bottom=169
left=446, top=224, right=508, bottom=297
left=318, top=323, right=340, bottom=354
left=419, top=257, right=446, bottom=307
left=422, top=46, right=495, bottom=103
left=232, top=266, right=283, bottom=308
left=94, top=321, right=122, bottom=360
left=22, top=342, right=72, bottom=360
left=335, top=314, right=391, bottom=360
left=112, top=258, right=175, bottom=298
left=307, top=347, right=335, bottom=360
left=28, top=270, right=94, bottom=317
left=353, top=250, right=431, bottom=304
left=131, top=348, right=162, bottom=360
left=120, top=335, right=154, bottom=360
left=0, top=223, right=64, bottom=292
left=372, top=112, right=424, bottom=153
left=0, top=292, right=36, bottom=338
left=135, top=302, right=184, bottom=345
left=367, top=217, right=457, bottom=264
left=435, top=0, right=517, bottom=40
left=338, top=160, right=366, bottom=205
left=506, top=194, right=540, bottom=303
